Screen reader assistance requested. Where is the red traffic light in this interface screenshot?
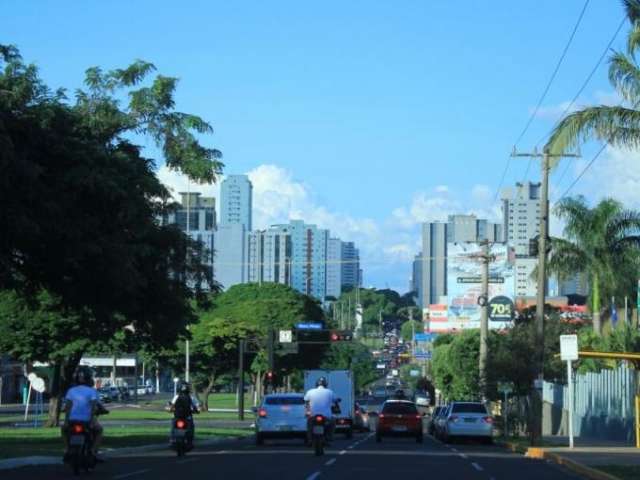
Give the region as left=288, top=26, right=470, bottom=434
left=266, top=371, right=275, bottom=382
left=330, top=330, right=353, bottom=342
left=331, top=332, right=340, bottom=341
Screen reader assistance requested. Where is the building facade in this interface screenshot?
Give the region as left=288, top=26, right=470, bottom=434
left=326, top=238, right=343, bottom=299
left=340, top=241, right=360, bottom=290
left=447, top=214, right=503, bottom=243
left=421, top=222, right=448, bottom=306
left=411, top=252, right=424, bottom=308
left=220, top=175, right=252, bottom=230
left=501, top=182, right=542, bottom=297
left=247, top=227, right=292, bottom=285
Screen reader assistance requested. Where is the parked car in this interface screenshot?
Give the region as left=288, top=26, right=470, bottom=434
left=117, top=386, right=130, bottom=401
left=440, top=402, right=494, bottom=444
left=253, top=393, right=308, bottom=445
left=353, top=402, right=370, bottom=432
left=414, top=390, right=430, bottom=407
left=97, top=388, right=113, bottom=403
left=428, top=405, right=446, bottom=435
left=376, top=400, right=423, bottom=443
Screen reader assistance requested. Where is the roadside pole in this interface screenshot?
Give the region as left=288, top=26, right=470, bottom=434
left=238, top=339, right=245, bottom=421
left=477, top=240, right=492, bottom=401
left=567, top=359, right=574, bottom=449
left=560, top=334, right=578, bottom=449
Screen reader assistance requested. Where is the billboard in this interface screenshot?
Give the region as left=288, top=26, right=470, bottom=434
left=445, top=242, right=515, bottom=330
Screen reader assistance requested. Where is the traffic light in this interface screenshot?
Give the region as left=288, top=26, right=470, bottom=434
left=330, top=330, right=353, bottom=342
left=295, top=329, right=331, bottom=343
left=265, top=371, right=275, bottom=383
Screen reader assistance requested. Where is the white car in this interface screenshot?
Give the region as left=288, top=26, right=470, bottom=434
left=254, top=393, right=308, bottom=445
left=441, top=402, right=494, bottom=443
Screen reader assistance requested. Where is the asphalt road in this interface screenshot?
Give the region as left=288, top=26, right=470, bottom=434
left=3, top=426, right=583, bottom=480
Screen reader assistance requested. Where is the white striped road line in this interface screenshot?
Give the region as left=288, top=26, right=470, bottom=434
left=339, top=449, right=347, bottom=455
left=347, top=445, right=354, bottom=449
left=458, top=453, right=468, bottom=459
left=113, top=470, right=150, bottom=480
left=324, top=458, right=336, bottom=466
left=306, top=471, right=321, bottom=480
left=471, top=462, right=483, bottom=472
left=451, top=447, right=458, bottom=452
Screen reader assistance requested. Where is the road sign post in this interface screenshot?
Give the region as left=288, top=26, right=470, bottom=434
left=560, top=334, right=579, bottom=449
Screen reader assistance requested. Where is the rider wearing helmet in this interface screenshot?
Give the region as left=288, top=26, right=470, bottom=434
left=62, top=367, right=107, bottom=460
left=304, top=376, right=339, bottom=443
left=169, top=381, right=200, bottom=446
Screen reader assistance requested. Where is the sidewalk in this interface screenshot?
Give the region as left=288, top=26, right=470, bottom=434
left=508, top=436, right=640, bottom=480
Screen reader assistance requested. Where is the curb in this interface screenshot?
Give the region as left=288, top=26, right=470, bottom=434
left=0, top=435, right=249, bottom=470
left=539, top=451, right=622, bottom=480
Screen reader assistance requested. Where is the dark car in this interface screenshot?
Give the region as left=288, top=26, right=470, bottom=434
left=354, top=402, right=370, bottom=432
left=376, top=400, right=423, bottom=443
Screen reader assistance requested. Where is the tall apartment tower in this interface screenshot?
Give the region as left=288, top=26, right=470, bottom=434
left=220, top=175, right=252, bottom=230
left=340, top=241, right=360, bottom=290
left=447, top=214, right=503, bottom=243
left=214, top=175, right=253, bottom=289
left=421, top=222, right=448, bottom=306
left=326, top=238, right=343, bottom=299
left=282, top=220, right=329, bottom=301
left=501, top=182, right=542, bottom=297
left=411, top=252, right=424, bottom=308
left=160, top=192, right=216, bottom=283
left=247, top=227, right=292, bottom=285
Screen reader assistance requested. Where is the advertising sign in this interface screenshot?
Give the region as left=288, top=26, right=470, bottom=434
left=488, top=296, right=515, bottom=322
left=446, top=243, right=515, bottom=331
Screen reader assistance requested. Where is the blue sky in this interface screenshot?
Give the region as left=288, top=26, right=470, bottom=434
left=5, top=1, right=636, bottom=291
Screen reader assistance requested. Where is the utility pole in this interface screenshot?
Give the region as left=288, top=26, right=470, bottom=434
left=511, top=147, right=580, bottom=443
left=185, top=182, right=191, bottom=383
left=409, top=307, right=416, bottom=358
left=474, top=240, right=494, bottom=401
left=238, top=339, right=245, bottom=421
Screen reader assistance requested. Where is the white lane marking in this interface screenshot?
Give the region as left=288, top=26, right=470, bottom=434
left=306, top=472, right=321, bottom=480
left=113, top=470, right=151, bottom=480
left=471, top=462, right=483, bottom=471
left=339, top=449, right=347, bottom=455
left=325, top=458, right=336, bottom=466
left=458, top=453, right=468, bottom=459
left=347, top=445, right=354, bottom=449
left=451, top=447, right=458, bottom=452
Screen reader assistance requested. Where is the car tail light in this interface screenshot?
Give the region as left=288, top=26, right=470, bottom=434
left=72, top=424, right=84, bottom=434
left=314, top=415, right=324, bottom=424
left=378, top=414, right=385, bottom=420
left=482, top=416, right=494, bottom=424
left=176, top=419, right=186, bottom=429
left=448, top=415, right=459, bottom=423
left=415, top=414, right=422, bottom=420
left=258, top=408, right=268, bottom=418
left=355, top=409, right=360, bottom=415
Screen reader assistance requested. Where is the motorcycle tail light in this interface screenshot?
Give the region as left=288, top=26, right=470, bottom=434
left=176, top=419, right=186, bottom=429
left=72, top=424, right=84, bottom=434
left=314, top=415, right=324, bottom=424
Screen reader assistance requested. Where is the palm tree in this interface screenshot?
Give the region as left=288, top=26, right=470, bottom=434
left=548, top=197, right=640, bottom=334
left=547, top=1, right=640, bottom=154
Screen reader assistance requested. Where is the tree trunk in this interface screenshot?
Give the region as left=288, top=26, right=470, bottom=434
left=592, top=273, right=602, bottom=335
left=46, top=355, right=82, bottom=427
left=201, top=375, right=215, bottom=412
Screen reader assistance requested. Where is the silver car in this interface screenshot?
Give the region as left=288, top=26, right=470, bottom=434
left=254, top=393, right=308, bottom=445
left=441, top=402, right=494, bottom=443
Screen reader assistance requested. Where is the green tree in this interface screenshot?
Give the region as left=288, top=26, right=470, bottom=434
left=547, top=197, right=640, bottom=334
left=547, top=2, right=640, bottom=155
left=400, top=320, right=423, bottom=342
left=0, top=46, right=221, bottom=424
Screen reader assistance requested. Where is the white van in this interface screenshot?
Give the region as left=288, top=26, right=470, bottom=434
left=304, top=369, right=355, bottom=438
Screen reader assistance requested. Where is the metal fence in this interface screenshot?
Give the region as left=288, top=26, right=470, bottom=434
left=543, top=364, right=638, bottom=443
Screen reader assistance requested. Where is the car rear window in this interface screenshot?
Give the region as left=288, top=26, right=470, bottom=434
left=382, top=402, right=418, bottom=414
left=452, top=403, right=487, bottom=414
left=265, top=397, right=305, bottom=405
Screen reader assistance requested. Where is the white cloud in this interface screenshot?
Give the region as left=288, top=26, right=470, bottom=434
left=534, top=91, right=621, bottom=121
left=533, top=100, right=579, bottom=120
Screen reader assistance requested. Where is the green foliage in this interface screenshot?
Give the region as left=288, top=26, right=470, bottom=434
left=334, top=288, right=416, bottom=333
left=320, top=342, right=378, bottom=392
left=400, top=320, right=423, bottom=342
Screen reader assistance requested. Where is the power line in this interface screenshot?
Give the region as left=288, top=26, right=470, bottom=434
left=554, top=141, right=608, bottom=205
left=494, top=0, right=590, bottom=200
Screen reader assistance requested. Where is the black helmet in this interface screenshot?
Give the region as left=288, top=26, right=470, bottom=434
left=73, top=367, right=94, bottom=387
left=179, top=381, right=191, bottom=394
left=316, top=377, right=328, bottom=388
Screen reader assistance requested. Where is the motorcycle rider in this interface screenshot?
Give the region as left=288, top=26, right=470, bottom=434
left=62, top=367, right=107, bottom=462
left=168, top=381, right=200, bottom=448
left=304, top=377, right=339, bottom=445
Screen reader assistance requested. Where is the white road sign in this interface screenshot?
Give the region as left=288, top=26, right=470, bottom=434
left=560, top=334, right=579, bottom=361
left=279, top=330, right=293, bottom=344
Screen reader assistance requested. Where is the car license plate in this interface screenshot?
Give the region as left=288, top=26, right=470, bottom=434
left=464, top=418, right=476, bottom=423
left=173, top=429, right=187, bottom=437
left=392, top=425, right=407, bottom=432
left=70, top=435, right=85, bottom=446
left=312, top=426, right=324, bottom=435
left=278, top=425, right=292, bottom=431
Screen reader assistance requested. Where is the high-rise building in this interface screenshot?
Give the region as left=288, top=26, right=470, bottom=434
left=558, top=273, right=589, bottom=297
left=247, top=227, right=292, bottom=285
left=326, top=238, right=343, bottom=299
left=447, top=214, right=503, bottom=243
left=411, top=252, right=423, bottom=307
left=160, top=192, right=216, bottom=279
left=340, top=241, right=360, bottom=290
left=215, top=175, right=253, bottom=290
left=220, top=175, right=252, bottom=230
left=273, top=220, right=328, bottom=301
left=501, top=182, right=542, bottom=297
left=421, top=222, right=448, bottom=306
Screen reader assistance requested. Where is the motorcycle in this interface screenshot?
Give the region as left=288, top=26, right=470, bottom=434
left=64, top=403, right=108, bottom=475
left=310, top=414, right=328, bottom=456
left=170, top=417, right=193, bottom=457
